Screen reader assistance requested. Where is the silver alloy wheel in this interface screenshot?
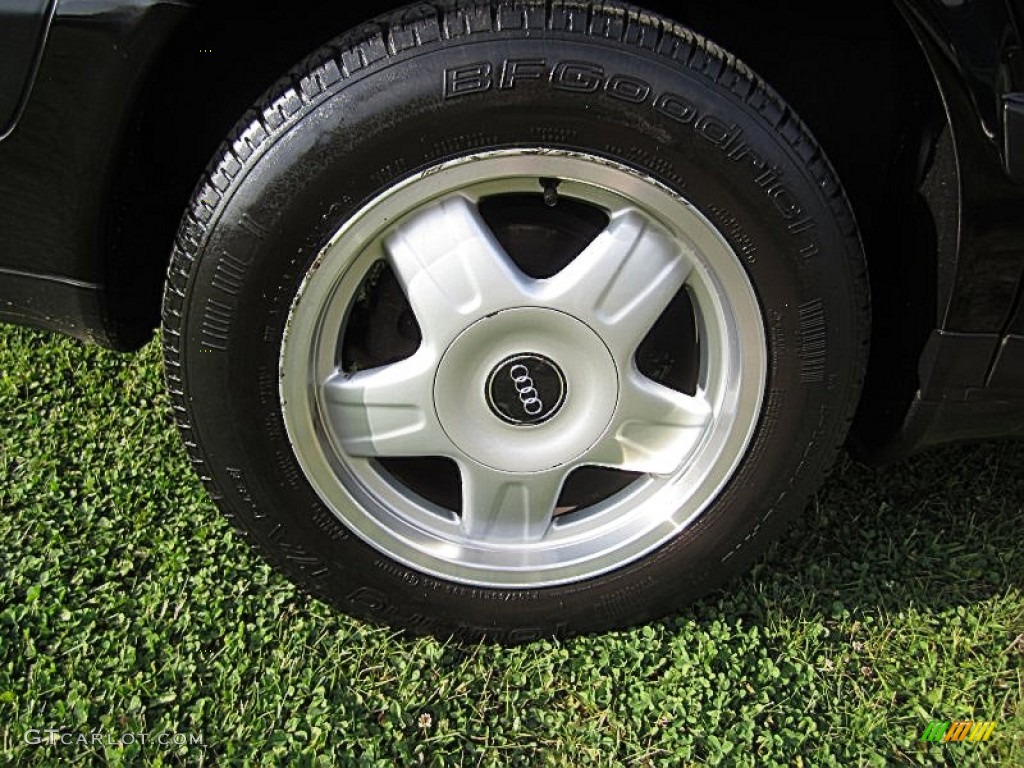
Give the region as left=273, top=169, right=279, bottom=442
left=280, top=149, right=767, bottom=588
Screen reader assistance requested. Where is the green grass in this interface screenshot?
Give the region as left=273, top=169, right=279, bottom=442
left=0, top=324, right=1021, bottom=767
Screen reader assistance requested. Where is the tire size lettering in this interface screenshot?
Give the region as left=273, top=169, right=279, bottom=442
left=444, top=58, right=820, bottom=257
left=226, top=467, right=266, bottom=519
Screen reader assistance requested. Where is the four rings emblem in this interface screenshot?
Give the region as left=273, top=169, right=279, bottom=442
left=509, top=363, right=544, bottom=415
left=485, top=354, right=567, bottom=426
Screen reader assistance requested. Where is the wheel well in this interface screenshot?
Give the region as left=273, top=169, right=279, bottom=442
left=113, top=0, right=944, bottom=449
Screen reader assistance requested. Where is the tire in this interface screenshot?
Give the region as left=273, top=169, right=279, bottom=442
left=162, top=0, right=869, bottom=642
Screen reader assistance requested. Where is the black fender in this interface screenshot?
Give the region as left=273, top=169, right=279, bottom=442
left=0, top=0, right=56, bottom=141
left=864, top=0, right=1024, bottom=459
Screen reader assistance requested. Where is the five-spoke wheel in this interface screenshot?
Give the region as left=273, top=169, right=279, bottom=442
left=280, top=151, right=766, bottom=587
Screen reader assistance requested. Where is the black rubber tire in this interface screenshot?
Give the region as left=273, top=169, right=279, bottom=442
left=162, top=0, right=869, bottom=642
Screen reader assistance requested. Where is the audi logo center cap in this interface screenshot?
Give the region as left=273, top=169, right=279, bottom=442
left=486, top=353, right=567, bottom=426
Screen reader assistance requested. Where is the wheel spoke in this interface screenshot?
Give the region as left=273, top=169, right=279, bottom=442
left=588, top=370, right=712, bottom=475
left=542, top=210, right=691, bottom=359
left=384, top=195, right=528, bottom=345
left=459, top=463, right=566, bottom=543
left=322, top=352, right=449, bottom=458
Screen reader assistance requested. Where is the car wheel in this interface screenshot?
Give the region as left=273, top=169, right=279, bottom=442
left=162, top=1, right=869, bottom=641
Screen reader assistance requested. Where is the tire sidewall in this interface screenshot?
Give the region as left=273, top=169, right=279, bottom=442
left=178, top=34, right=861, bottom=639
